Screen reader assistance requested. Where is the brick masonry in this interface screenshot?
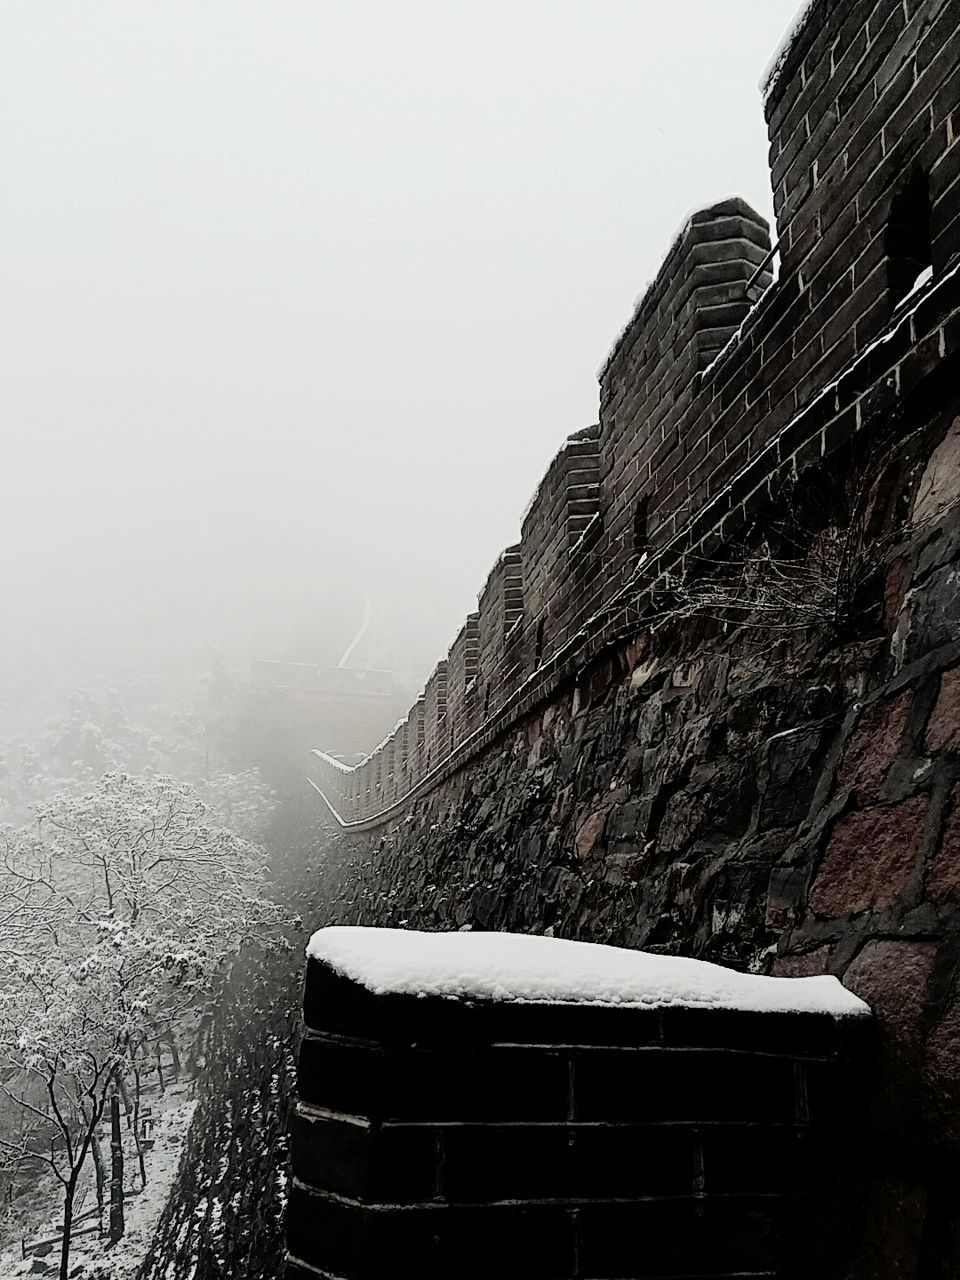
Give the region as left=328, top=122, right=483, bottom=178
left=308, top=0, right=960, bottom=829
left=288, top=960, right=868, bottom=1280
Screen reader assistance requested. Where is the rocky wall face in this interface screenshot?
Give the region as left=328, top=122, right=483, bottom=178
left=313, top=405, right=960, bottom=1278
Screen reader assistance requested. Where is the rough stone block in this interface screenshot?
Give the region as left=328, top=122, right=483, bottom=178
left=842, top=1177, right=929, bottom=1280
left=761, top=724, right=828, bottom=828
left=924, top=983, right=960, bottom=1147
left=836, top=691, right=912, bottom=802
left=843, top=939, right=937, bottom=1143
left=575, top=809, right=606, bottom=860
left=901, top=563, right=960, bottom=663
left=810, top=795, right=928, bottom=916
left=771, top=947, right=833, bottom=978
left=926, top=664, right=960, bottom=754
left=927, top=783, right=960, bottom=901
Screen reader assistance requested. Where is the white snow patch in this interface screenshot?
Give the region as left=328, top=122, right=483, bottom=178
left=902, top=263, right=934, bottom=304
left=0, top=1089, right=195, bottom=1280
left=307, top=927, right=868, bottom=1016
left=761, top=0, right=818, bottom=101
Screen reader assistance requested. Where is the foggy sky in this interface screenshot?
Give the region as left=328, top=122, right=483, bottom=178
left=0, top=1, right=800, bottom=697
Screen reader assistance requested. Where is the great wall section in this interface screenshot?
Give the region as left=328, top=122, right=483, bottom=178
left=294, top=0, right=960, bottom=1275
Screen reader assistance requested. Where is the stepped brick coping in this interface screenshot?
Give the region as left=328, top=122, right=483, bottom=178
left=306, top=927, right=868, bottom=1018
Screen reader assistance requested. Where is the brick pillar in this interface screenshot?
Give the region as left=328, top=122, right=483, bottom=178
left=521, top=424, right=602, bottom=670
left=287, top=932, right=870, bottom=1279
left=598, top=198, right=772, bottom=592
left=408, top=698, right=426, bottom=787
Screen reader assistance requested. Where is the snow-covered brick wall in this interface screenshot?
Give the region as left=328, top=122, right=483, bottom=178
left=287, top=926, right=870, bottom=1279
left=307, top=925, right=867, bottom=1015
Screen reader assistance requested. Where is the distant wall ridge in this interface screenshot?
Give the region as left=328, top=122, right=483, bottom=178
left=310, top=0, right=960, bottom=827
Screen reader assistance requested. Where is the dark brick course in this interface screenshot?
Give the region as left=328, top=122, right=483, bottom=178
left=288, top=963, right=866, bottom=1279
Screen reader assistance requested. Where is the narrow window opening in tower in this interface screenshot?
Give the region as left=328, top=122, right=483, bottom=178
left=633, top=494, right=650, bottom=558
left=534, top=617, right=545, bottom=661
left=886, top=169, right=932, bottom=309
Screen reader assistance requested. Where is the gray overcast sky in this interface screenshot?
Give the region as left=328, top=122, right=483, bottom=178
left=0, top=0, right=800, bottom=695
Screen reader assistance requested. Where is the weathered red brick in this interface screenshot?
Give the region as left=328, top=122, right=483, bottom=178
left=810, top=795, right=928, bottom=916
left=927, top=785, right=960, bottom=901
left=926, top=665, right=960, bottom=755
left=836, top=691, right=912, bottom=803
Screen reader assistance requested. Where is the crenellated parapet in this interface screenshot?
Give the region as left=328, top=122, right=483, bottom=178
left=399, top=698, right=421, bottom=792
left=422, top=661, right=447, bottom=771
left=308, top=0, right=960, bottom=827
left=599, top=199, right=773, bottom=595
left=476, top=545, right=524, bottom=710
left=521, top=424, right=601, bottom=671
left=445, top=614, right=480, bottom=750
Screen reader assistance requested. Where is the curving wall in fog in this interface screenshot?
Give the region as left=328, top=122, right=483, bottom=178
left=309, top=0, right=960, bottom=829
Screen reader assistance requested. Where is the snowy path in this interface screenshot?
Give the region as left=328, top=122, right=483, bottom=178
left=0, top=1086, right=195, bottom=1280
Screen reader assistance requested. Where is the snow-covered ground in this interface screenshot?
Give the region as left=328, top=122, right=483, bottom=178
left=309, top=925, right=869, bottom=1015
left=0, top=1085, right=195, bottom=1280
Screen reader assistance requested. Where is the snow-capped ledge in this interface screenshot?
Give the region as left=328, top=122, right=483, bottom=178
left=306, top=927, right=868, bottom=1018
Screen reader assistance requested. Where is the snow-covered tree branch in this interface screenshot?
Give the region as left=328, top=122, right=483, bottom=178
left=0, top=772, right=287, bottom=1279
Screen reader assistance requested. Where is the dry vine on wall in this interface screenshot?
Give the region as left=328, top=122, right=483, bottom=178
left=652, top=428, right=929, bottom=643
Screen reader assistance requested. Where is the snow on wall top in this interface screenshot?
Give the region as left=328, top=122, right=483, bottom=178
left=761, top=0, right=817, bottom=103
left=307, top=926, right=869, bottom=1017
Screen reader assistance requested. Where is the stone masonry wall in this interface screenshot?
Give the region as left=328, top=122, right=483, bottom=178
left=313, top=391, right=960, bottom=1278
left=310, top=0, right=960, bottom=827
left=300, top=5, right=960, bottom=1271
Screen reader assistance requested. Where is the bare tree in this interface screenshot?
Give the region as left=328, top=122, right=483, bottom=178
left=0, top=772, right=287, bottom=1273
left=0, top=953, right=130, bottom=1280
